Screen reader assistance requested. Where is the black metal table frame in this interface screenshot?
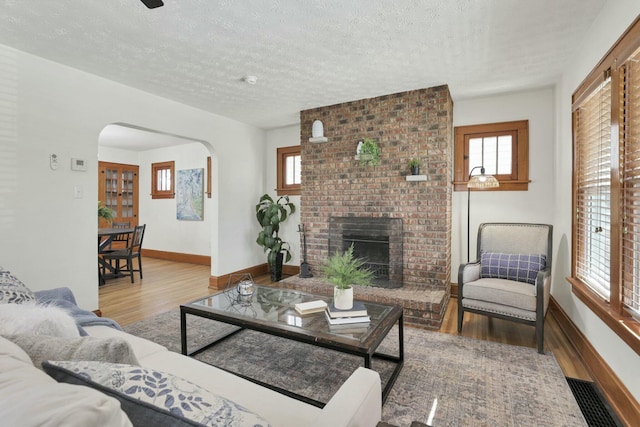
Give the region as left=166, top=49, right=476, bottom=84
left=180, top=300, right=404, bottom=408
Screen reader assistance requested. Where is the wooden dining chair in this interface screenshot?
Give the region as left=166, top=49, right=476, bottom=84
left=99, top=221, right=132, bottom=277
left=101, top=224, right=146, bottom=283
left=109, top=221, right=132, bottom=249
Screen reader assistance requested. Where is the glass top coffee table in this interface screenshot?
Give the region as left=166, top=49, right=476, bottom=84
left=180, top=285, right=404, bottom=407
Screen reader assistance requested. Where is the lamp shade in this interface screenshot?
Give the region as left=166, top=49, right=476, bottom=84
left=467, top=171, right=499, bottom=189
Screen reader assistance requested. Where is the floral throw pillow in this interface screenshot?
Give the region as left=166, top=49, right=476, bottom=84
left=0, top=269, right=35, bottom=304
left=42, top=360, right=271, bottom=427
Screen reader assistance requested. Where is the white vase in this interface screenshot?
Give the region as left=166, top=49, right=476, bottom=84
left=334, top=286, right=354, bottom=310
left=312, top=120, right=324, bottom=138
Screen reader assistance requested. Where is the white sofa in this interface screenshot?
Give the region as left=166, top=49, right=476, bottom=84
left=0, top=291, right=382, bottom=427
left=85, top=324, right=382, bottom=427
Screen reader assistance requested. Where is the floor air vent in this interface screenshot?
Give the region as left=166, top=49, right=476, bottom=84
left=566, top=377, right=622, bottom=427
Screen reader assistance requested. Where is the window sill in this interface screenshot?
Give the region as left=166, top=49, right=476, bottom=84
left=275, top=187, right=300, bottom=197
left=151, top=193, right=175, bottom=199
left=567, top=276, right=640, bottom=357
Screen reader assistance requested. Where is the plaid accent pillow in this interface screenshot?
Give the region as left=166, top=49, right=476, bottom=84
left=480, top=252, right=546, bottom=285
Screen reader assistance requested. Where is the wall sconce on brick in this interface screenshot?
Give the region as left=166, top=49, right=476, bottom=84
left=309, top=119, right=328, bottom=143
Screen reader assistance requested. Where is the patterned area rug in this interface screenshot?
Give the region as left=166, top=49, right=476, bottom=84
left=124, top=310, right=587, bottom=427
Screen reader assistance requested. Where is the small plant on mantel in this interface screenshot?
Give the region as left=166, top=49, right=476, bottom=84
left=408, top=158, right=421, bottom=175
left=358, top=138, right=381, bottom=167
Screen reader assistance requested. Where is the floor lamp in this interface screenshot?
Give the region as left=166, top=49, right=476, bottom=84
left=467, top=166, right=499, bottom=261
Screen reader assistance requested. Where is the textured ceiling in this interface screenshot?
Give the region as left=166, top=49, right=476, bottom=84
left=0, top=0, right=606, bottom=131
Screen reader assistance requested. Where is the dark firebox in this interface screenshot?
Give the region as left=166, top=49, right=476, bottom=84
left=328, top=217, right=403, bottom=288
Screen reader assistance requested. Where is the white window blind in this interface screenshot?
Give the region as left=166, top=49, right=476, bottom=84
left=621, top=49, right=640, bottom=317
left=574, top=76, right=612, bottom=299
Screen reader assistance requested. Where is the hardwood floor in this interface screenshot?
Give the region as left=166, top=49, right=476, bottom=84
left=99, top=257, right=591, bottom=381
left=98, top=257, right=213, bottom=326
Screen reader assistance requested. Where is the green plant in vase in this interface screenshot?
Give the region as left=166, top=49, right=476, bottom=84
left=98, top=201, right=114, bottom=224
left=255, top=194, right=296, bottom=282
left=408, top=158, right=421, bottom=175
left=322, top=244, right=374, bottom=309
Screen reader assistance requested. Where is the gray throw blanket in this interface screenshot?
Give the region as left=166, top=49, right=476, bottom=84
left=34, top=287, right=122, bottom=335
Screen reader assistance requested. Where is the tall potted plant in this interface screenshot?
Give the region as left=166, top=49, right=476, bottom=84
left=322, top=244, right=374, bottom=309
left=255, top=194, right=296, bottom=282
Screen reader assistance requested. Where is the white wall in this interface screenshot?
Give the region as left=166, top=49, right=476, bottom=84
left=264, top=125, right=301, bottom=267
left=0, top=44, right=267, bottom=310
left=97, top=146, right=138, bottom=166
left=554, top=0, right=640, bottom=401
left=138, top=143, right=212, bottom=256
left=99, top=143, right=214, bottom=257
left=452, top=87, right=556, bottom=268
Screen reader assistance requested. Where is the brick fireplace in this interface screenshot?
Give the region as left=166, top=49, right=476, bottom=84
left=295, top=86, right=453, bottom=327
left=328, top=216, right=403, bottom=288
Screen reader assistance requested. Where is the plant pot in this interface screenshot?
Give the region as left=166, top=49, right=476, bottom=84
left=334, top=286, right=354, bottom=310
left=410, top=166, right=420, bottom=175
left=269, top=252, right=285, bottom=282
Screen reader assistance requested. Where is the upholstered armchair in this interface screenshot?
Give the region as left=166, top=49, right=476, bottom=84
left=457, top=223, right=553, bottom=353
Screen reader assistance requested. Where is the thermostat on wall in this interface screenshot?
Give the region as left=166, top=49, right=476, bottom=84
left=71, top=158, right=87, bottom=171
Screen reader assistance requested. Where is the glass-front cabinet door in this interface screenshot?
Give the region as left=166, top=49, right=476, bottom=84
left=98, top=161, right=139, bottom=228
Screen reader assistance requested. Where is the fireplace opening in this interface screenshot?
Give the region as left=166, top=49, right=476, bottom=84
left=343, top=234, right=390, bottom=281
left=329, top=217, right=403, bottom=288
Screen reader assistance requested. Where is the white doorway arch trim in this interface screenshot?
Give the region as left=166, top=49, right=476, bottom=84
left=98, top=122, right=219, bottom=279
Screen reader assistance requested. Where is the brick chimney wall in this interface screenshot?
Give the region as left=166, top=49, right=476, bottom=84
left=299, top=86, right=453, bottom=291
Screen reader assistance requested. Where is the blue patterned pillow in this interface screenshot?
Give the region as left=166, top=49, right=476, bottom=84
left=43, top=361, right=271, bottom=427
left=0, top=269, right=35, bottom=304
left=480, top=252, right=546, bottom=285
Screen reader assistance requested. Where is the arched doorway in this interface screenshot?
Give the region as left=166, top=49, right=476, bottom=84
left=97, top=122, right=217, bottom=274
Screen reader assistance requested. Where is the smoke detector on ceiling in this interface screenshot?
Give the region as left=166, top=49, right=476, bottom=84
left=243, top=76, right=258, bottom=85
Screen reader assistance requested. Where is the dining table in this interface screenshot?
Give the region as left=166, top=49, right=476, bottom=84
left=98, top=227, right=134, bottom=284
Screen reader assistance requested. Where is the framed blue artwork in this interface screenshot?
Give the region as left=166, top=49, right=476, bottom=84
left=176, top=168, right=204, bottom=221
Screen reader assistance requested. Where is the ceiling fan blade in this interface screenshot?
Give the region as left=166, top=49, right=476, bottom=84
left=140, top=0, right=164, bottom=9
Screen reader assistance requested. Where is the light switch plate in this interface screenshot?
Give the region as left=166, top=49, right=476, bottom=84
left=73, top=185, right=83, bottom=199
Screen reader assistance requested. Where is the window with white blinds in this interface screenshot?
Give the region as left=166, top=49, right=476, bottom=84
left=571, top=15, right=640, bottom=349
left=621, top=47, right=640, bottom=318
left=574, top=77, right=612, bottom=299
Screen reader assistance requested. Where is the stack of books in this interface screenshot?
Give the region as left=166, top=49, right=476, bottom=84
left=294, top=300, right=328, bottom=315
left=324, top=301, right=370, bottom=325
